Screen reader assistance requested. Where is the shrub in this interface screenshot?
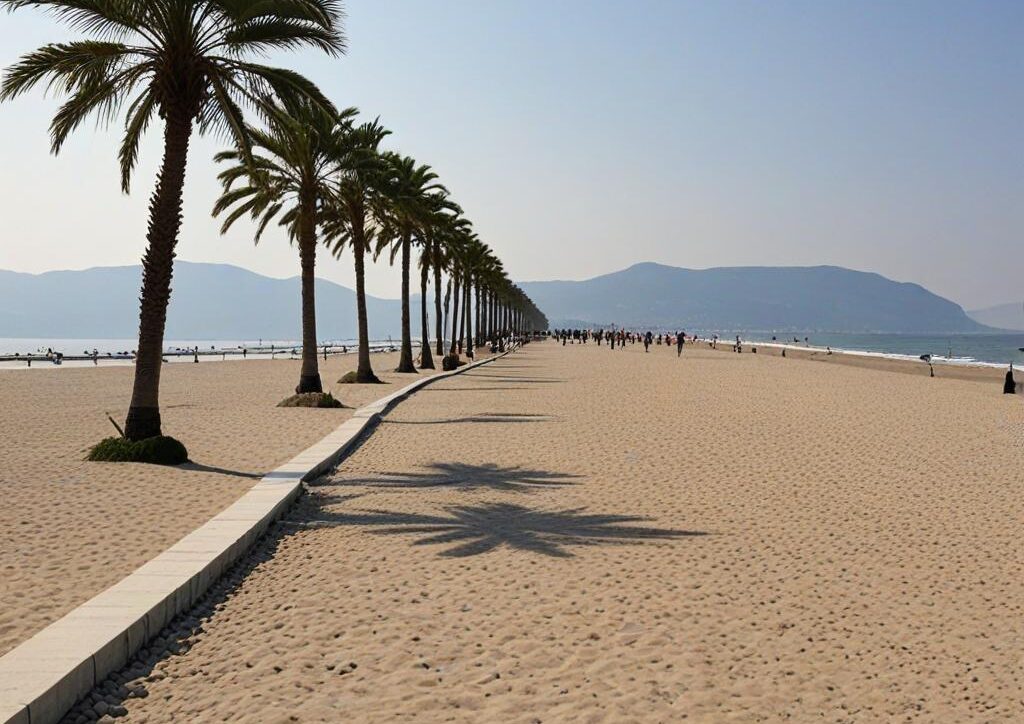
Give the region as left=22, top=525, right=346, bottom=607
left=277, top=391, right=344, bottom=408
left=87, top=436, right=189, bottom=466
left=338, top=370, right=385, bottom=384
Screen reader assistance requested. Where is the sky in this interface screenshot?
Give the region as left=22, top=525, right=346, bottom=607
left=0, top=0, right=1021, bottom=310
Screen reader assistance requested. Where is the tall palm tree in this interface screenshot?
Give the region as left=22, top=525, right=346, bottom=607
left=213, top=99, right=355, bottom=398
left=472, top=248, right=502, bottom=347
left=414, top=195, right=460, bottom=370
left=434, top=214, right=470, bottom=358
left=1, top=0, right=345, bottom=441
left=377, top=153, right=444, bottom=373
left=483, top=257, right=505, bottom=344
left=322, top=118, right=391, bottom=383
left=446, top=229, right=471, bottom=358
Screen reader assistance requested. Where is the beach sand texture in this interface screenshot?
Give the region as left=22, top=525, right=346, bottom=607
left=61, top=341, right=1024, bottom=722
left=0, top=351, right=439, bottom=657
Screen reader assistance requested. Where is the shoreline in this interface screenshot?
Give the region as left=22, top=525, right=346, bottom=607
left=743, top=338, right=1017, bottom=370
left=689, top=337, right=1016, bottom=386
left=0, top=341, right=420, bottom=370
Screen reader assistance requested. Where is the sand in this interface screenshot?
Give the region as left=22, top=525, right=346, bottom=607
left=0, top=350, right=442, bottom=657
left=40, top=342, right=1024, bottom=721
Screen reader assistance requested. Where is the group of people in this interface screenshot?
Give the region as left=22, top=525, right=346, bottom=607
left=550, top=328, right=693, bottom=356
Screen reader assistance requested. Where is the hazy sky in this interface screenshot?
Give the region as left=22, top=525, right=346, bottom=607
left=0, top=0, right=1021, bottom=309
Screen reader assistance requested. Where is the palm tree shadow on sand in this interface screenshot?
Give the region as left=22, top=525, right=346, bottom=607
left=343, top=461, right=578, bottom=493
left=383, top=412, right=556, bottom=427
left=295, top=502, right=704, bottom=558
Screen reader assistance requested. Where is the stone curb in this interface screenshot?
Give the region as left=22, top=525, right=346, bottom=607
left=0, top=349, right=510, bottom=724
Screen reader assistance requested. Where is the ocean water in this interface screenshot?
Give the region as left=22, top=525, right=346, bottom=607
left=0, top=338, right=303, bottom=355
left=736, top=332, right=1024, bottom=368
left=0, top=337, right=404, bottom=369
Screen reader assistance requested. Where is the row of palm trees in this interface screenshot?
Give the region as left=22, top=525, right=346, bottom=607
left=1, top=0, right=547, bottom=445
left=213, top=95, right=547, bottom=392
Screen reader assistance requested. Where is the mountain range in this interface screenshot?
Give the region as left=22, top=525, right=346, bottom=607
left=0, top=262, right=404, bottom=340
left=0, top=260, right=1005, bottom=339
left=520, top=263, right=991, bottom=333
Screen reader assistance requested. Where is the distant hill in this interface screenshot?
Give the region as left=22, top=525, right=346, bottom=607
left=967, top=302, right=1024, bottom=332
left=0, top=262, right=404, bottom=340
left=519, top=263, right=989, bottom=333
left=1, top=260, right=996, bottom=340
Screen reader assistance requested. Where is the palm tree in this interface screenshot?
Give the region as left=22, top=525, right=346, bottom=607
left=377, top=153, right=445, bottom=373
left=322, top=119, right=391, bottom=383
left=446, top=228, right=471, bottom=358
left=472, top=248, right=502, bottom=348
left=213, top=99, right=355, bottom=399
left=435, top=214, right=470, bottom=358
left=1, top=0, right=345, bottom=441
left=414, top=195, right=461, bottom=369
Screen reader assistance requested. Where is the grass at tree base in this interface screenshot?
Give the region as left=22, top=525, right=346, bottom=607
left=337, top=371, right=385, bottom=384
left=87, top=436, right=189, bottom=466
left=277, top=391, right=344, bottom=408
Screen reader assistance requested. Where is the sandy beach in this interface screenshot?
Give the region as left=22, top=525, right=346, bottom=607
left=47, top=340, right=1023, bottom=722
left=0, top=350, right=443, bottom=657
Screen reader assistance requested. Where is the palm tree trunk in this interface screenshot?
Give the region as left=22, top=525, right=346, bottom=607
left=465, top=272, right=474, bottom=356
left=123, top=111, right=192, bottom=441
left=433, top=241, right=444, bottom=358
left=419, top=251, right=434, bottom=369
left=477, top=286, right=484, bottom=343
left=443, top=278, right=451, bottom=351
left=490, top=291, right=497, bottom=339
left=352, top=221, right=379, bottom=383
left=460, top=270, right=468, bottom=352
left=485, top=290, right=491, bottom=342
left=296, top=193, right=323, bottom=394
left=449, top=271, right=460, bottom=356
left=479, top=285, right=487, bottom=343
left=396, top=232, right=416, bottom=372
left=474, top=281, right=481, bottom=349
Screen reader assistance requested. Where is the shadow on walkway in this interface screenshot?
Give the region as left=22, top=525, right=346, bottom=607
left=293, top=502, right=703, bottom=558
left=422, top=386, right=529, bottom=393
left=462, top=374, right=566, bottom=384
left=344, top=461, right=577, bottom=493
left=383, top=412, right=555, bottom=427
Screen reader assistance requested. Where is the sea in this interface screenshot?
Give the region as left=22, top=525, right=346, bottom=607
left=0, top=337, right=401, bottom=369
left=731, top=332, right=1024, bottom=369
left=3, top=333, right=1023, bottom=370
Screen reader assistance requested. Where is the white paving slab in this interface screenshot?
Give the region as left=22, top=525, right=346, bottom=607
left=0, top=351, right=508, bottom=724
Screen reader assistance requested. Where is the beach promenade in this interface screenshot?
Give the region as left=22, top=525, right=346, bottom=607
left=52, top=341, right=1023, bottom=722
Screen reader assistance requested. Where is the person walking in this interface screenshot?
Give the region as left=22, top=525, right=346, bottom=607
left=677, top=331, right=685, bottom=357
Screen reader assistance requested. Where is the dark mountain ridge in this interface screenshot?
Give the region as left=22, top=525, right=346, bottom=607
left=519, top=262, right=988, bottom=333
left=0, top=262, right=404, bottom=340
left=0, top=260, right=992, bottom=339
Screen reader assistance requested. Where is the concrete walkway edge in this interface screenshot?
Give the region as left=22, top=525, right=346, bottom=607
left=0, top=350, right=509, bottom=724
